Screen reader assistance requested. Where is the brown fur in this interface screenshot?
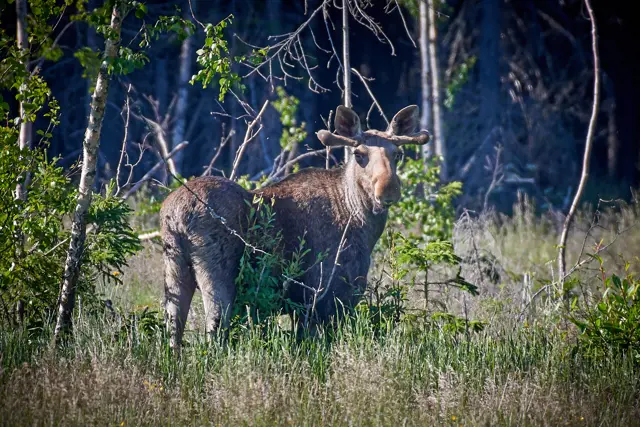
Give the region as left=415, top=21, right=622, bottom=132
left=161, top=105, right=427, bottom=347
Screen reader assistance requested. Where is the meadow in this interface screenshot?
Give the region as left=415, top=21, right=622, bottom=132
left=2, top=197, right=640, bottom=427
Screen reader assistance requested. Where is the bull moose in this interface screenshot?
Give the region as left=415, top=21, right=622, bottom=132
left=161, top=105, right=429, bottom=347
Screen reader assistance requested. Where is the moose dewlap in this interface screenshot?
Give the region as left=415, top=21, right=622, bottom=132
left=161, top=105, right=430, bottom=347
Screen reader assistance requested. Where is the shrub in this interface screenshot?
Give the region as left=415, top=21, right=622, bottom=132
left=570, top=258, right=640, bottom=359
left=0, top=141, right=141, bottom=330
left=232, top=194, right=320, bottom=328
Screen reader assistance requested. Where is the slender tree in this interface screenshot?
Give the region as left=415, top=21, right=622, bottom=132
left=557, top=0, right=600, bottom=285
left=14, top=0, right=32, bottom=323
left=342, top=0, right=352, bottom=163
left=15, top=0, right=33, bottom=201
left=418, top=0, right=432, bottom=159
left=172, top=1, right=194, bottom=174
left=54, top=1, right=124, bottom=340
left=426, top=0, right=446, bottom=178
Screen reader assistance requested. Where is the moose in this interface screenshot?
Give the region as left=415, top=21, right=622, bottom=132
left=161, top=105, right=429, bottom=347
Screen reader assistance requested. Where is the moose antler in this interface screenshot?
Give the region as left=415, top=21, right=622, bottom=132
left=389, top=130, right=431, bottom=146
left=316, top=129, right=362, bottom=147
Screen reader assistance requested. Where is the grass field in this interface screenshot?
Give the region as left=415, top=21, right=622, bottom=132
left=1, top=199, right=640, bottom=426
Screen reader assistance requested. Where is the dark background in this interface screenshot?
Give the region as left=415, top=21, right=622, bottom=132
left=2, top=0, right=639, bottom=212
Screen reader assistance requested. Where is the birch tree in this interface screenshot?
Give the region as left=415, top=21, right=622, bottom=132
left=14, top=0, right=32, bottom=323
left=342, top=0, right=352, bottom=163
left=426, top=0, right=446, bottom=178
left=171, top=2, right=194, bottom=174
left=418, top=0, right=432, bottom=159
left=54, top=1, right=124, bottom=340
left=557, top=0, right=600, bottom=286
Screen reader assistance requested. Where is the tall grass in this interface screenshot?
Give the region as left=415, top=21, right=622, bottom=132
left=2, top=199, right=640, bottom=426
left=1, top=309, right=639, bottom=426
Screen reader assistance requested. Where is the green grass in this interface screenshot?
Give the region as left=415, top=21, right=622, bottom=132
left=1, top=310, right=639, bottom=426
left=2, top=199, right=640, bottom=426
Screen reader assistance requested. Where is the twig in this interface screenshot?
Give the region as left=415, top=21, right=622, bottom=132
left=229, top=100, right=269, bottom=181
left=317, top=215, right=352, bottom=303
left=140, top=115, right=180, bottom=179
left=483, top=145, right=504, bottom=212
left=115, top=84, right=132, bottom=196
left=242, top=1, right=327, bottom=81
left=350, top=67, right=389, bottom=126
left=138, top=231, right=161, bottom=241
left=393, top=0, right=416, bottom=48
left=261, top=149, right=328, bottom=187
left=202, top=128, right=234, bottom=177
left=121, top=142, right=189, bottom=200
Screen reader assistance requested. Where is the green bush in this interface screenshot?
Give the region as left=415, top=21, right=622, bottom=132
left=232, top=194, right=321, bottom=328
left=368, top=154, right=476, bottom=327
left=0, top=142, right=141, bottom=330
left=570, top=258, right=640, bottom=359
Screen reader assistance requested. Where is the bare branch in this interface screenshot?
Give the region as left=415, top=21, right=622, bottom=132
left=121, top=141, right=189, bottom=200
left=261, top=149, right=329, bottom=187
left=229, top=100, right=269, bottom=181
left=203, top=128, right=235, bottom=177
left=351, top=67, right=389, bottom=126
left=115, top=84, right=132, bottom=196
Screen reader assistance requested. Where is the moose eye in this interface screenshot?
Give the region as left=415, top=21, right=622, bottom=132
left=354, top=151, right=367, bottom=166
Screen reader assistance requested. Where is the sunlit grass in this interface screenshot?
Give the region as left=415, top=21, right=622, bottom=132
left=1, top=308, right=639, bottom=426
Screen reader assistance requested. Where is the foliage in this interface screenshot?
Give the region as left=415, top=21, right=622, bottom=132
left=570, top=257, right=640, bottom=359
left=0, top=141, right=140, bottom=329
left=0, top=0, right=144, bottom=330
left=368, top=155, right=473, bottom=326
left=272, top=86, right=307, bottom=151
left=190, top=15, right=267, bottom=101
left=444, top=56, right=477, bottom=110
left=232, top=195, right=315, bottom=327
left=388, top=156, right=462, bottom=242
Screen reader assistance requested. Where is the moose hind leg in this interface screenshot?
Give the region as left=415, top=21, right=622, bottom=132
left=194, top=261, right=237, bottom=339
left=163, top=246, right=196, bottom=349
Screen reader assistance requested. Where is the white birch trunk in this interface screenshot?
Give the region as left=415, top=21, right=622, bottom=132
left=419, top=0, right=432, bottom=159
left=15, top=0, right=32, bottom=323
left=54, top=1, right=123, bottom=340
left=16, top=0, right=32, bottom=200
left=427, top=0, right=446, bottom=179
left=171, top=4, right=193, bottom=174
left=342, top=0, right=352, bottom=163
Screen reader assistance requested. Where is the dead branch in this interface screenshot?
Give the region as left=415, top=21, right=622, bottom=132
left=121, top=141, right=189, bottom=200
left=482, top=145, right=504, bottom=212
left=350, top=67, right=389, bottom=126
left=203, top=128, right=235, bottom=177
left=229, top=100, right=269, bottom=181
left=261, top=149, right=329, bottom=187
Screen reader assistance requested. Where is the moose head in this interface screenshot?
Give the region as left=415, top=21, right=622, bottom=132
left=317, top=105, right=430, bottom=214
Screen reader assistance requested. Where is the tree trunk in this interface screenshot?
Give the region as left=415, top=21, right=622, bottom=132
left=15, top=0, right=32, bottom=324
left=557, top=0, right=600, bottom=286
left=171, top=2, right=194, bottom=175
left=606, top=100, right=618, bottom=179
left=479, top=0, right=501, bottom=131
left=427, top=0, right=446, bottom=178
left=419, top=0, right=432, bottom=159
left=342, top=0, right=352, bottom=163
left=16, top=0, right=32, bottom=200
left=54, top=1, right=123, bottom=341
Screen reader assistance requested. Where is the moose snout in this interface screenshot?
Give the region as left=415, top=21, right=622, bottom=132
left=372, top=175, right=402, bottom=208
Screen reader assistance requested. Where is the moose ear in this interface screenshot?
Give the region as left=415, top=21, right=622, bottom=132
left=334, top=106, right=362, bottom=138
left=387, top=105, right=419, bottom=136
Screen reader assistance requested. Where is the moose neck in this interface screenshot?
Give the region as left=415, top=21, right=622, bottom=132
left=341, top=159, right=389, bottom=240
